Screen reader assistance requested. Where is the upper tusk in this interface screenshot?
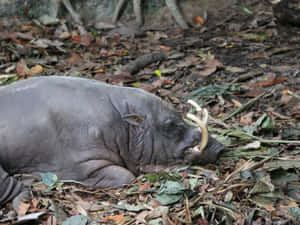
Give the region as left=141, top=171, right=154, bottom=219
left=186, top=113, right=209, bottom=154
left=187, top=99, right=201, bottom=111
left=187, top=99, right=208, bottom=125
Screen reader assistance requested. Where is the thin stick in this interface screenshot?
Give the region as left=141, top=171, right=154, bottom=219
left=221, top=92, right=266, bottom=121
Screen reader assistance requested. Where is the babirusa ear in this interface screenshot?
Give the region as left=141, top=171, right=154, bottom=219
left=122, top=114, right=145, bottom=126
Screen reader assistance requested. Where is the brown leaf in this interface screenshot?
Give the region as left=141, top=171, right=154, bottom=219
left=197, top=218, right=210, bottom=225
left=135, top=211, right=149, bottom=224
left=94, top=67, right=105, bottom=73
left=101, top=214, right=124, bottom=222
left=29, top=197, right=41, bottom=211
left=58, top=32, right=71, bottom=39
left=199, top=59, right=223, bottom=76
left=245, top=87, right=265, bottom=97
left=80, top=32, right=94, bottom=46
left=68, top=53, right=83, bottom=65
left=240, top=112, right=254, bottom=125
left=16, top=59, right=30, bottom=76
left=134, top=83, right=158, bottom=93
left=254, top=72, right=287, bottom=87
left=162, top=213, right=179, bottom=225
left=29, top=65, right=43, bottom=76
left=95, top=36, right=108, bottom=47
left=193, top=16, right=205, bottom=25
left=232, top=98, right=243, bottom=108
left=18, top=201, right=30, bottom=216
left=159, top=45, right=172, bottom=51
left=71, top=35, right=81, bottom=43
left=15, top=32, right=34, bottom=40
left=248, top=52, right=268, bottom=59
left=46, top=215, right=57, bottom=225
left=152, top=79, right=172, bottom=88
left=138, top=182, right=151, bottom=191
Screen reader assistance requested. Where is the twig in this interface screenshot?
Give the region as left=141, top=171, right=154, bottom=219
left=229, top=129, right=300, bottom=144
left=224, top=150, right=283, bottom=184
left=216, top=183, right=252, bottom=194
left=208, top=115, right=231, bottom=129
left=221, top=92, right=266, bottom=121
left=195, top=200, right=240, bottom=220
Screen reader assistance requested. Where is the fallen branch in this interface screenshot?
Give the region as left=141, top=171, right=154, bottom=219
left=121, top=52, right=168, bottom=74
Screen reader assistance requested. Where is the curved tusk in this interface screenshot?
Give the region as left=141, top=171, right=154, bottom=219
left=186, top=113, right=208, bottom=154
left=187, top=99, right=208, bottom=125
left=187, top=99, right=202, bottom=111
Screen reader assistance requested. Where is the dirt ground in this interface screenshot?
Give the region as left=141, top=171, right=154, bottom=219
left=0, top=0, right=299, bottom=224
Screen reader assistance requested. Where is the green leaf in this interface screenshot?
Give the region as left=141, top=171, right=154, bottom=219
left=132, top=82, right=141, bottom=87
left=188, top=84, right=242, bottom=100
left=288, top=207, right=300, bottom=221
left=62, top=215, right=89, bottom=225
left=261, top=116, right=275, bottom=131
left=144, top=173, right=160, bottom=182
left=155, top=181, right=185, bottom=205
left=92, top=30, right=99, bottom=36
left=148, top=218, right=163, bottom=225
left=116, top=202, right=147, bottom=212
left=188, top=178, right=198, bottom=190
left=40, top=172, right=58, bottom=187
left=154, top=70, right=162, bottom=78
left=157, top=181, right=186, bottom=195
left=282, top=125, right=300, bottom=140
left=243, top=7, right=253, bottom=14
left=250, top=174, right=274, bottom=195
left=155, top=193, right=182, bottom=205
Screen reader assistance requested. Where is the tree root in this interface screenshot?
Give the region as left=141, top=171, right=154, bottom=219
left=112, top=0, right=128, bottom=25
left=61, top=0, right=87, bottom=34
left=165, top=0, right=189, bottom=29
left=113, top=0, right=189, bottom=29
left=133, top=0, right=143, bottom=28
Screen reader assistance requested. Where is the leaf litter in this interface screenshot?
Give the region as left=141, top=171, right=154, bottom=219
left=0, top=0, right=300, bottom=224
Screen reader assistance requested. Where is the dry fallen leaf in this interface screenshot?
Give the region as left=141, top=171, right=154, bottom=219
left=159, top=45, right=172, bottom=51
left=29, top=65, right=43, bottom=76
left=240, top=112, right=254, bottom=125
left=18, top=201, right=31, bottom=217
left=193, top=16, right=205, bottom=25
left=68, top=53, right=83, bottom=65
left=101, top=214, right=124, bottom=222
left=198, top=59, right=223, bottom=77
left=254, top=72, right=287, bottom=87
left=16, top=59, right=30, bottom=76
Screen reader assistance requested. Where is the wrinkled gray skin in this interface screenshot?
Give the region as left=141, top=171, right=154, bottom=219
left=0, top=76, right=224, bottom=206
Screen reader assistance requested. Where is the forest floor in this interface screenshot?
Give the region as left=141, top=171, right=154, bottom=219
left=0, top=0, right=299, bottom=224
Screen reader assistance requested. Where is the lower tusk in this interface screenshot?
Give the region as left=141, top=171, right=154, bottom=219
left=186, top=113, right=208, bottom=154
